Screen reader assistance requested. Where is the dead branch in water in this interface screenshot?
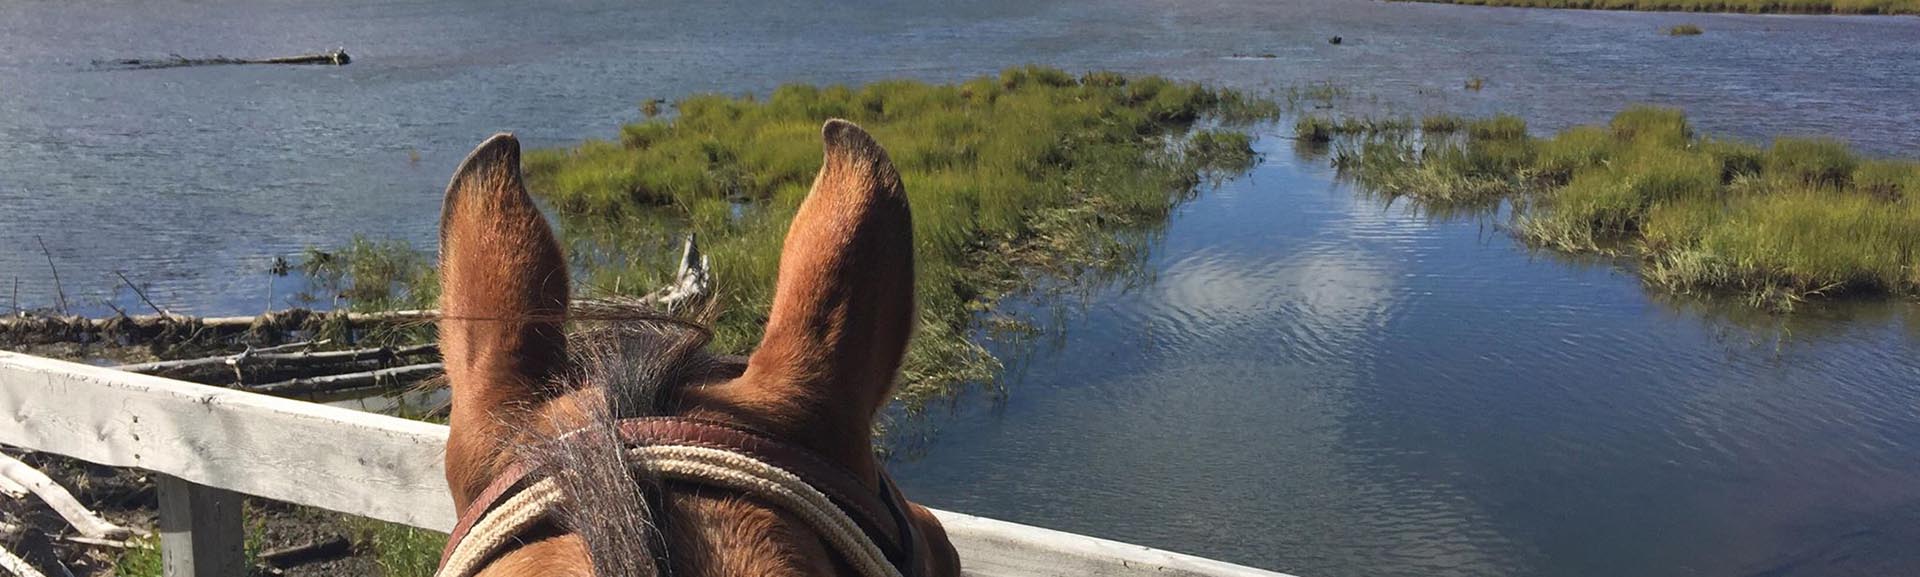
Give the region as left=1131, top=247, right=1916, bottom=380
left=114, top=271, right=171, bottom=319
left=96, top=48, right=350, bottom=70
left=33, top=236, right=65, bottom=316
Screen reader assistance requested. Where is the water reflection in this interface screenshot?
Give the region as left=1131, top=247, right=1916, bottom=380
left=891, top=131, right=1920, bottom=577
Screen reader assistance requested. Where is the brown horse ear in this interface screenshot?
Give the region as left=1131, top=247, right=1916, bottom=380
left=742, top=119, right=915, bottom=449
left=438, top=133, right=570, bottom=507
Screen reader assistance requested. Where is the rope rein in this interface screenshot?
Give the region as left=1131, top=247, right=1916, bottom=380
left=435, top=443, right=907, bottom=577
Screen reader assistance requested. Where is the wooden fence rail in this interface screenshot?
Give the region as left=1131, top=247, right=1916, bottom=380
left=0, top=351, right=1292, bottom=577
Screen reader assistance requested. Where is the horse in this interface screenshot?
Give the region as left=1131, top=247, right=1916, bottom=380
left=434, top=119, right=961, bottom=577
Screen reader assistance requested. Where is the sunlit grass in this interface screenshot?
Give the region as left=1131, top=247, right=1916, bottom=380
left=525, top=66, right=1273, bottom=406
left=1334, top=105, right=1920, bottom=310
left=306, top=67, right=1272, bottom=409
left=347, top=517, right=447, bottom=577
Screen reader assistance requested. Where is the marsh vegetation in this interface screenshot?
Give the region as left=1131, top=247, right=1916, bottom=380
left=1391, top=0, right=1917, bottom=14
left=1332, top=105, right=1920, bottom=310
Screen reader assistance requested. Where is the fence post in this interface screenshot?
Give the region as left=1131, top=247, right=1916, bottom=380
left=157, top=474, right=246, bottom=577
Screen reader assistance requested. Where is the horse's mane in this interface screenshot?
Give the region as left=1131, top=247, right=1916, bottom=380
left=512, top=298, right=737, bottom=577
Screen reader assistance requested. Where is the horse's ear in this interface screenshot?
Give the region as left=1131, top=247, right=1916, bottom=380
left=438, top=133, right=570, bottom=508
left=742, top=119, right=914, bottom=449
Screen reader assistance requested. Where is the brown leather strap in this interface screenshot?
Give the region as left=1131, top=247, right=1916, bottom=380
left=438, top=417, right=920, bottom=576
left=439, top=461, right=538, bottom=569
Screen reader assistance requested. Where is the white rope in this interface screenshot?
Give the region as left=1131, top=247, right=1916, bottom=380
left=435, top=445, right=904, bottom=577
left=634, top=446, right=904, bottom=577
left=438, top=477, right=563, bottom=577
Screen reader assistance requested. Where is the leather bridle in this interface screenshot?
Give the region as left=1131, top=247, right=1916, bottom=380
left=435, top=417, right=921, bottom=577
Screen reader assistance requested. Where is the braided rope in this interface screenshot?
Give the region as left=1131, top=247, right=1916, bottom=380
left=439, top=477, right=563, bottom=577
left=434, top=445, right=905, bottom=577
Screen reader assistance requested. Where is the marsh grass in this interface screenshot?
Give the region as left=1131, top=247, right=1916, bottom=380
left=1666, top=23, right=1705, bottom=35
left=527, top=67, right=1273, bottom=407
left=311, top=67, right=1272, bottom=410
left=1334, top=104, right=1920, bottom=310
left=1391, top=0, right=1918, bottom=14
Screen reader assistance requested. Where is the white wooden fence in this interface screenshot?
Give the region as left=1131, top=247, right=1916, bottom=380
left=0, top=351, right=1293, bottom=577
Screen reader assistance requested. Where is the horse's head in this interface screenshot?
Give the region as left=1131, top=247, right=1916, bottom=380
left=436, top=119, right=960, bottom=577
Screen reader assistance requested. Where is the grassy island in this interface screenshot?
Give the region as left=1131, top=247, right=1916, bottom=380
left=1333, top=106, right=1920, bottom=310
left=1391, top=0, right=1917, bottom=15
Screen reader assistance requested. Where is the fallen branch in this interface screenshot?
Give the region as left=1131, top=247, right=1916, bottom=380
left=0, top=308, right=434, bottom=346
left=0, top=472, right=26, bottom=498
left=0, top=453, right=144, bottom=540
left=0, top=523, right=136, bottom=550
left=248, top=363, right=443, bottom=395
left=0, top=543, right=48, bottom=577
left=643, top=234, right=711, bottom=311
left=114, top=343, right=436, bottom=377
left=259, top=535, right=352, bottom=567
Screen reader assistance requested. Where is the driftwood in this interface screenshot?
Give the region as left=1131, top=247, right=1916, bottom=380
left=647, top=234, right=712, bottom=311
left=96, top=48, right=350, bottom=70
left=0, top=453, right=144, bottom=540
left=0, top=233, right=711, bottom=347
left=0, top=522, right=137, bottom=550
left=0, top=544, right=48, bottom=577
left=114, top=343, right=436, bottom=379
left=0, top=308, right=433, bottom=346
left=248, top=363, right=443, bottom=395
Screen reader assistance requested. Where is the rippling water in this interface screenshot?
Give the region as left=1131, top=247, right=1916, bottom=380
left=891, top=139, right=1920, bottom=577
left=3, top=1, right=1918, bottom=576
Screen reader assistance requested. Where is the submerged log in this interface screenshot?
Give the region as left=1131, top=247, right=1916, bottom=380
left=96, top=48, right=350, bottom=70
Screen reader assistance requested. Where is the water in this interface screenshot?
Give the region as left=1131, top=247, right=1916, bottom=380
left=3, top=1, right=1918, bottom=576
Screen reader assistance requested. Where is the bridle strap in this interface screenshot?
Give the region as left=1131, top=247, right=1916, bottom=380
left=436, top=417, right=919, bottom=577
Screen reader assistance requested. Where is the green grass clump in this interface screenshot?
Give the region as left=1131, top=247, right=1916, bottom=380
left=115, top=535, right=164, bottom=577
left=297, top=235, right=437, bottom=311
left=1467, top=114, right=1528, bottom=141
left=1385, top=0, right=1918, bottom=14
left=1421, top=114, right=1466, bottom=135
left=347, top=518, right=448, bottom=577
left=1767, top=137, right=1858, bottom=188
left=1666, top=23, right=1705, bottom=35
left=1335, top=105, right=1920, bottom=310
left=1296, top=116, right=1336, bottom=143
left=523, top=66, right=1271, bottom=407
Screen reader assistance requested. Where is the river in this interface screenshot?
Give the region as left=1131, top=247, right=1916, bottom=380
left=3, top=1, right=1918, bottom=576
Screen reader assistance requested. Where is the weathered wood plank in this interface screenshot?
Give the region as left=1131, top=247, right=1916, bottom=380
left=157, top=475, right=245, bottom=577
left=0, top=352, right=1295, bottom=577
left=933, top=510, right=1289, bottom=577
left=0, top=351, right=453, bottom=530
